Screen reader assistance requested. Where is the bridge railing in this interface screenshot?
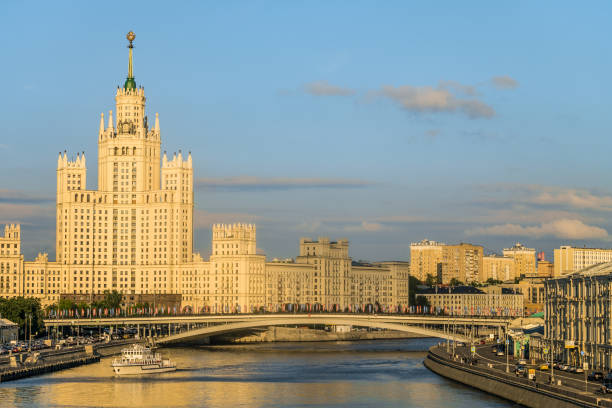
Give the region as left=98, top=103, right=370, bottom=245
left=44, top=309, right=517, bottom=321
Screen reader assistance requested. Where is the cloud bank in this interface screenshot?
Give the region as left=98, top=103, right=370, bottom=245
left=0, top=190, right=54, bottom=204
left=196, top=177, right=373, bottom=191
left=379, top=84, right=495, bottom=119
left=466, top=218, right=608, bottom=240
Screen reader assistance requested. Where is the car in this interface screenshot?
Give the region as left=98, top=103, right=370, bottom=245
left=575, top=367, right=585, bottom=374
left=515, top=365, right=526, bottom=375
left=539, top=364, right=549, bottom=371
left=492, top=347, right=498, bottom=353
left=497, top=351, right=504, bottom=356
left=569, top=366, right=577, bottom=373
left=518, top=359, right=527, bottom=365
left=589, top=372, right=605, bottom=382
left=560, top=364, right=570, bottom=371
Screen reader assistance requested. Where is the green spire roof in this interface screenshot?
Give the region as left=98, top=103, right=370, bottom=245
left=124, top=31, right=136, bottom=91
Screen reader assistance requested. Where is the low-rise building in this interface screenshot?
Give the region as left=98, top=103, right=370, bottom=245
left=0, top=318, right=18, bottom=343
left=416, top=285, right=524, bottom=317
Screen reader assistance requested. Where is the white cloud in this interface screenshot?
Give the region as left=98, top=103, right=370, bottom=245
left=379, top=84, right=495, bottom=119
left=465, top=218, right=608, bottom=240
left=304, top=81, right=355, bottom=96
left=491, top=75, right=519, bottom=89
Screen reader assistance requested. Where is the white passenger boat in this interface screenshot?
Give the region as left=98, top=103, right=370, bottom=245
left=112, top=344, right=176, bottom=375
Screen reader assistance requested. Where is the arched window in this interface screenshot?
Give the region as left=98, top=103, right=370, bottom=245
left=114, top=147, right=118, bottom=155
left=133, top=147, right=136, bottom=155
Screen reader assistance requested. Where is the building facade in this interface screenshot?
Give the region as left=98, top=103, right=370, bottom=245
left=416, top=286, right=524, bottom=317
left=482, top=255, right=515, bottom=282
left=0, top=34, right=410, bottom=314
left=503, top=243, right=536, bottom=277
left=545, top=262, right=612, bottom=370
left=553, top=246, right=612, bottom=277
left=409, top=239, right=444, bottom=281
left=439, top=243, right=483, bottom=284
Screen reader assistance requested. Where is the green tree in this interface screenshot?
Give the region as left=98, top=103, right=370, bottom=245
left=449, top=278, right=463, bottom=287
left=415, top=296, right=430, bottom=307
left=486, top=278, right=503, bottom=286
left=408, top=276, right=421, bottom=305
left=57, top=298, right=76, bottom=311
left=424, top=274, right=439, bottom=287
left=0, top=297, right=43, bottom=338
left=103, top=290, right=123, bottom=309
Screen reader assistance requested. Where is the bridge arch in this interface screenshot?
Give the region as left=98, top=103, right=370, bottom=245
left=157, top=317, right=470, bottom=345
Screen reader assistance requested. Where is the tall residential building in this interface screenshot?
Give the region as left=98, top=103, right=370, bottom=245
left=409, top=239, right=444, bottom=281
left=0, top=225, right=23, bottom=297
left=0, top=33, right=410, bottom=313
left=482, top=255, right=515, bottom=282
left=553, top=246, right=612, bottom=277
left=503, top=243, right=536, bottom=277
left=439, top=243, right=483, bottom=284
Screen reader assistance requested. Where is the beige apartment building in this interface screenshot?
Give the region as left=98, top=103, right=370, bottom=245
left=0, top=34, right=410, bottom=313
left=545, top=262, right=612, bottom=370
left=439, top=243, right=483, bottom=284
left=409, top=239, right=444, bottom=281
left=553, top=246, right=612, bottom=277
left=503, top=243, right=536, bottom=277
left=482, top=255, right=515, bottom=282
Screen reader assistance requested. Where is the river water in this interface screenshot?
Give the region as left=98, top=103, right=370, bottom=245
left=0, top=338, right=517, bottom=408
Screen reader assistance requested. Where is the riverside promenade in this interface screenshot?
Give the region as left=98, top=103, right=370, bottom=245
left=425, top=344, right=612, bottom=408
left=0, top=340, right=139, bottom=383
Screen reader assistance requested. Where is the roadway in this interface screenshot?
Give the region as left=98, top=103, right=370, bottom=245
left=455, top=342, right=607, bottom=395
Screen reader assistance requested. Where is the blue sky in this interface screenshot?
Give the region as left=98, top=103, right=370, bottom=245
left=2, top=1, right=612, bottom=261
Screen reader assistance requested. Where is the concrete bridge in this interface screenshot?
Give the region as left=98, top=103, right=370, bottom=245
left=44, top=314, right=512, bottom=344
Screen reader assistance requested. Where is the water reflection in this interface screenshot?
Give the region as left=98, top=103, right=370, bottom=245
left=0, top=339, right=514, bottom=408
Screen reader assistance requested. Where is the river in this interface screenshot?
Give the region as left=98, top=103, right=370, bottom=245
left=0, top=338, right=517, bottom=407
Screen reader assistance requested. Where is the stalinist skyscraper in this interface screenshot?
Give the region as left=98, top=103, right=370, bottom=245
left=55, top=31, right=193, bottom=296
left=0, top=32, right=409, bottom=313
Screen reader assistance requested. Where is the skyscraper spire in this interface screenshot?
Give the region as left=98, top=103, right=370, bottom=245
left=99, top=112, right=105, bottom=134
left=108, top=110, right=114, bottom=130
left=124, top=31, right=136, bottom=91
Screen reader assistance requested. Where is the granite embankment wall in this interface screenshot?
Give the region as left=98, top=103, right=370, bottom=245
left=212, top=326, right=424, bottom=344
left=424, top=347, right=611, bottom=408
left=0, top=355, right=100, bottom=382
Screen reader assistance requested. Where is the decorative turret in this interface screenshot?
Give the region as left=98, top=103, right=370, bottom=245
left=99, top=112, right=105, bottom=135
left=211, top=223, right=257, bottom=255
left=108, top=110, right=114, bottom=131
